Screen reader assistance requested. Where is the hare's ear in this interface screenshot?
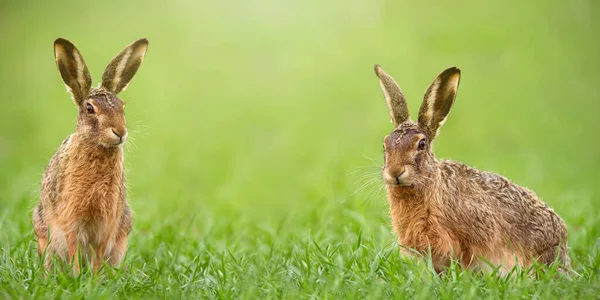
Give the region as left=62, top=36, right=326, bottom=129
left=101, top=38, right=149, bottom=95
left=374, top=64, right=410, bottom=127
left=417, top=67, right=460, bottom=139
left=54, top=38, right=92, bottom=105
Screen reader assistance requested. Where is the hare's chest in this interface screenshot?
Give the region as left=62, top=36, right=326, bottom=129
left=58, top=161, right=124, bottom=221
left=398, top=223, right=458, bottom=254
left=391, top=202, right=459, bottom=257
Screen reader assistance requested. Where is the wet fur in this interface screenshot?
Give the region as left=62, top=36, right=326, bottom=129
left=375, top=66, right=571, bottom=274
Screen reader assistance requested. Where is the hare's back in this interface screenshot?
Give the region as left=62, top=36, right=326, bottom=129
left=440, top=160, right=542, bottom=209
left=441, top=160, right=567, bottom=247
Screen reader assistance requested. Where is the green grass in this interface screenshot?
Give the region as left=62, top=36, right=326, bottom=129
left=1, top=0, right=599, bottom=298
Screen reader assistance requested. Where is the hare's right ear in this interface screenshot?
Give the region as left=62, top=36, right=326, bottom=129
left=374, top=65, right=410, bottom=127
left=54, top=38, right=92, bottom=105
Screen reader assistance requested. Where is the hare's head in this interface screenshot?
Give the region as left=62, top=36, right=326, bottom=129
left=374, top=65, right=460, bottom=187
left=54, top=38, right=148, bottom=148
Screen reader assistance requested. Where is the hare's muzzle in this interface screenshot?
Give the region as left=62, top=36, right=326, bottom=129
left=109, top=128, right=127, bottom=145
left=383, top=167, right=411, bottom=186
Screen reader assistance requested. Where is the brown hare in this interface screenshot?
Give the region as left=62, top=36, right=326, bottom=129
left=373, top=65, right=570, bottom=274
left=33, top=38, right=148, bottom=273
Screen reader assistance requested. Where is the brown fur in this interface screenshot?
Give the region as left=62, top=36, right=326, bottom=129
left=33, top=38, right=147, bottom=273
left=374, top=65, right=570, bottom=274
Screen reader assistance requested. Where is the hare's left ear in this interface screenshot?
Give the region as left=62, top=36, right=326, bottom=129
left=101, top=38, right=149, bottom=95
left=417, top=67, right=461, bottom=139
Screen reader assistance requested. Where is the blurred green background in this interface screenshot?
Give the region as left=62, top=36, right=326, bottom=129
left=0, top=0, right=599, bottom=297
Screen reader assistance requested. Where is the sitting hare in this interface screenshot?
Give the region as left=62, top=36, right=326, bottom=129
left=33, top=38, right=148, bottom=272
left=373, top=65, right=570, bottom=273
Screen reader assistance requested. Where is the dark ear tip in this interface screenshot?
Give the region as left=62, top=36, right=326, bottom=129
left=54, top=38, right=73, bottom=48
left=438, top=66, right=461, bottom=80
left=134, top=38, right=149, bottom=46
left=374, top=64, right=383, bottom=76
left=447, top=66, right=461, bottom=75
left=54, top=38, right=76, bottom=57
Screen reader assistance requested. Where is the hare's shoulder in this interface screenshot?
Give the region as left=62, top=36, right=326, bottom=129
left=439, top=160, right=526, bottom=192
left=47, top=134, right=74, bottom=171
left=438, top=159, right=493, bottom=180
left=439, top=159, right=544, bottom=209
left=40, top=135, right=73, bottom=204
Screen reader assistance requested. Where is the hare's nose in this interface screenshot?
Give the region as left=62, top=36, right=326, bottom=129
left=112, top=129, right=123, bottom=138
left=383, top=167, right=407, bottom=185
left=111, top=128, right=127, bottom=142
left=394, top=170, right=406, bottom=184
left=389, top=168, right=405, bottom=178
left=386, top=167, right=406, bottom=183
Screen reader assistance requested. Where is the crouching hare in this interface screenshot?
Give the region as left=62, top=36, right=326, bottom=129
left=33, top=38, right=148, bottom=273
left=373, top=65, right=570, bottom=274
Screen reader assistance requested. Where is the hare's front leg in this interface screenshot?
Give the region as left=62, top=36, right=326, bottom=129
left=399, top=246, right=425, bottom=267
left=107, top=233, right=128, bottom=267
left=91, top=238, right=110, bottom=272
left=399, top=246, right=417, bottom=259
left=33, top=206, right=48, bottom=257
left=33, top=208, right=53, bottom=272
left=66, top=231, right=81, bottom=274
left=400, top=245, right=450, bottom=273
left=108, top=206, right=131, bottom=267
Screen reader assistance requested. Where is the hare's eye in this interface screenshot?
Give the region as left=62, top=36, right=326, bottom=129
left=417, top=139, right=426, bottom=150
left=86, top=104, right=94, bottom=114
